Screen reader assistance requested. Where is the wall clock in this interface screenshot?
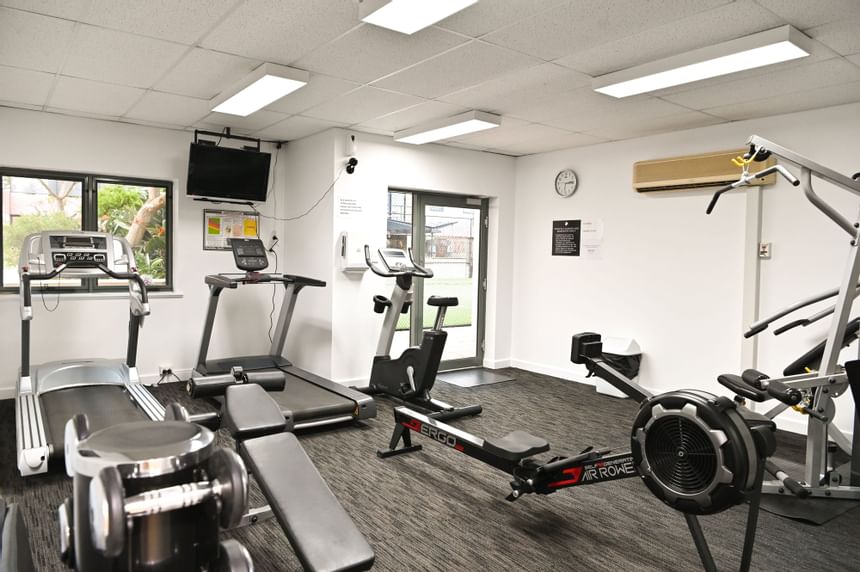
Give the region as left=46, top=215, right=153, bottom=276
left=555, top=169, right=578, bottom=197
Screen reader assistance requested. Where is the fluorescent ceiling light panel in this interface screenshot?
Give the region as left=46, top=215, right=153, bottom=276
left=593, top=26, right=812, bottom=98
left=395, top=110, right=501, bottom=144
left=211, top=63, right=309, bottom=116
left=360, top=0, right=478, bottom=34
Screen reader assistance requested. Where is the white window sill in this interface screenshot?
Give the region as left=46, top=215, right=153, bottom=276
left=0, top=291, right=184, bottom=302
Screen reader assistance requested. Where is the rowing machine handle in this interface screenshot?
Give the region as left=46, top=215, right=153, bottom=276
left=717, top=374, right=767, bottom=402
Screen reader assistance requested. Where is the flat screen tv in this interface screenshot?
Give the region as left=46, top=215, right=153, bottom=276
left=186, top=143, right=271, bottom=202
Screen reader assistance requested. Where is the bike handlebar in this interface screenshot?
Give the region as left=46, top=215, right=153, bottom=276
left=364, top=245, right=433, bottom=278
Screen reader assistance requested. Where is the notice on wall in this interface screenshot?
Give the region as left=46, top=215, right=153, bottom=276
left=337, top=196, right=363, bottom=217
left=203, top=209, right=259, bottom=250
left=552, top=218, right=604, bottom=258
left=552, top=220, right=581, bottom=256
left=580, top=218, right=604, bottom=259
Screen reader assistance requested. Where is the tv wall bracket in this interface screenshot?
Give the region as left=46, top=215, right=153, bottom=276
left=194, top=128, right=261, bottom=152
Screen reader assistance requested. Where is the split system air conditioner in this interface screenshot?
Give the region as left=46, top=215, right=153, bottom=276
left=633, top=149, right=776, bottom=193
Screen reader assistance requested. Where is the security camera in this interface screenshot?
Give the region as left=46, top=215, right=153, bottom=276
left=346, top=156, right=358, bottom=174
left=346, top=134, right=358, bottom=174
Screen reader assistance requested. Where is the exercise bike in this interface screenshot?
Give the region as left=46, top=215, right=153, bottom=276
left=362, top=245, right=481, bottom=420
left=379, top=332, right=799, bottom=572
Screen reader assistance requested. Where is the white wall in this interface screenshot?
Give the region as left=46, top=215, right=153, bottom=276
left=278, top=129, right=517, bottom=383
left=0, top=107, right=286, bottom=397
left=512, top=102, right=860, bottom=437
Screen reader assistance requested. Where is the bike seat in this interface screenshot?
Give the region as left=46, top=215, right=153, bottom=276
left=484, top=430, right=549, bottom=462
left=427, top=296, right=459, bottom=307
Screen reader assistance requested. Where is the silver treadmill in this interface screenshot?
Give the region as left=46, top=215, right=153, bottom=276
left=194, top=238, right=375, bottom=429
left=15, top=231, right=164, bottom=477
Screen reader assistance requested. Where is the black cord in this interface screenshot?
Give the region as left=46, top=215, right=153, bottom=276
left=268, top=247, right=278, bottom=343
left=39, top=279, right=61, bottom=312
left=265, top=145, right=280, bottom=202
left=250, top=168, right=344, bottom=223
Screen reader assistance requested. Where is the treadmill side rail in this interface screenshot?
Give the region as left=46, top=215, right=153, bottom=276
left=16, top=393, right=49, bottom=476
left=126, top=383, right=166, bottom=421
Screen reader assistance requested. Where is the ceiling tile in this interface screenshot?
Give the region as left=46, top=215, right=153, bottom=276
left=458, top=121, right=583, bottom=148
left=302, top=86, right=425, bottom=125
left=253, top=115, right=346, bottom=141
left=660, top=58, right=860, bottom=110
left=358, top=101, right=469, bottom=134
left=703, top=80, right=860, bottom=121
left=199, top=109, right=287, bottom=132
left=124, top=91, right=211, bottom=126
left=372, top=41, right=539, bottom=99
left=0, top=0, right=92, bottom=20
left=200, top=0, right=360, bottom=65
left=0, top=8, right=76, bottom=72
left=154, top=48, right=261, bottom=99
left=849, top=54, right=860, bottom=67
left=439, top=62, right=589, bottom=114
left=582, top=111, right=725, bottom=140
left=482, top=0, right=731, bottom=61
left=265, top=75, right=360, bottom=115
left=441, top=141, right=488, bottom=152
left=492, top=131, right=607, bottom=156
left=295, top=24, right=468, bottom=84
left=555, top=1, right=783, bottom=76
left=435, top=0, right=566, bottom=38
left=755, top=0, right=860, bottom=29
left=48, top=75, right=144, bottom=116
left=549, top=91, right=693, bottom=132
left=446, top=117, right=533, bottom=146
left=80, top=0, right=239, bottom=44
left=63, top=25, right=188, bottom=88
left=807, top=19, right=860, bottom=56
left=0, top=65, right=55, bottom=106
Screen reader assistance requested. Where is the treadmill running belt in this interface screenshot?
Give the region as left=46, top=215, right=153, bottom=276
left=41, top=386, right=147, bottom=456
left=271, top=374, right=356, bottom=422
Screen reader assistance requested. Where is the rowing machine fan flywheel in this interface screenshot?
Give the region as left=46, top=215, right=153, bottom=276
left=631, top=390, right=759, bottom=515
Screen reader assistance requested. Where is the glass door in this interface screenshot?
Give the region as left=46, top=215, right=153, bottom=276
left=385, top=191, right=488, bottom=370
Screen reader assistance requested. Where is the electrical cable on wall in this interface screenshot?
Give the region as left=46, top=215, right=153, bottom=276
left=39, top=279, right=61, bottom=312
left=251, top=167, right=345, bottom=223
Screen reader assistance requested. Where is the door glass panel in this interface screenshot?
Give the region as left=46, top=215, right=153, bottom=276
left=2, top=174, right=83, bottom=288
left=422, top=204, right=481, bottom=362
left=386, top=191, right=412, bottom=356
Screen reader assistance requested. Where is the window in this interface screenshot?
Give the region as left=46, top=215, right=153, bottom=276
left=1, top=168, right=172, bottom=291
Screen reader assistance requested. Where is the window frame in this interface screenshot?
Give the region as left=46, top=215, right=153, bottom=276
left=1, top=167, right=173, bottom=293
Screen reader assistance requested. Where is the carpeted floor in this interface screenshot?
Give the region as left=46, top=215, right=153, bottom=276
left=2, top=368, right=858, bottom=571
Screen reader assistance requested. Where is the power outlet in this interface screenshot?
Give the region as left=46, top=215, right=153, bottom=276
left=159, top=365, right=172, bottom=376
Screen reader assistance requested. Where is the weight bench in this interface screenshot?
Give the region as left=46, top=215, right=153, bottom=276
left=223, top=383, right=375, bottom=572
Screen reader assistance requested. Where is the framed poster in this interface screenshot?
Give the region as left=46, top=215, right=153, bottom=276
left=203, top=209, right=259, bottom=250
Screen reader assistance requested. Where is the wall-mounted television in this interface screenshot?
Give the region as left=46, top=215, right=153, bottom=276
left=186, top=143, right=271, bottom=202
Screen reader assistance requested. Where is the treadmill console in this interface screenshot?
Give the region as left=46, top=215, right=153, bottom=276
left=47, top=233, right=109, bottom=268
left=231, top=238, right=269, bottom=272
left=378, top=248, right=415, bottom=271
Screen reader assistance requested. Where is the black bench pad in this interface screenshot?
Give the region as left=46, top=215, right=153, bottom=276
left=484, top=430, right=549, bottom=462
left=239, top=433, right=374, bottom=572
left=224, top=384, right=286, bottom=440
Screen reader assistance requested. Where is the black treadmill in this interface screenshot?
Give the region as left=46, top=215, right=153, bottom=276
left=194, top=238, right=376, bottom=428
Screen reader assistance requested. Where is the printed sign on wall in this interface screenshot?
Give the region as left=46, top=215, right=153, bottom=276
left=203, top=209, right=259, bottom=250
left=552, top=220, right=581, bottom=256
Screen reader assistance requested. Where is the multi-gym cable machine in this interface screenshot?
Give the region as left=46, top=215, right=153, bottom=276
left=707, top=136, right=860, bottom=512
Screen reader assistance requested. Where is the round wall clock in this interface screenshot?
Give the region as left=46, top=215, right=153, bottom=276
left=555, top=169, right=578, bottom=197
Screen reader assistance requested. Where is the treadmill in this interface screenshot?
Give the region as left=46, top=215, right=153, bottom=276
left=15, top=231, right=165, bottom=477
left=194, top=238, right=376, bottom=429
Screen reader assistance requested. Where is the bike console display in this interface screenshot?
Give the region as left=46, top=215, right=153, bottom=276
left=378, top=249, right=415, bottom=272
left=231, top=238, right=269, bottom=272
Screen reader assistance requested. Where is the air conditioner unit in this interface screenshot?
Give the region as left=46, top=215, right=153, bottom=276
left=633, top=149, right=776, bottom=193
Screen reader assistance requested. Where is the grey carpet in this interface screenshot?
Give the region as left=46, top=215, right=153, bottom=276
left=2, top=368, right=859, bottom=572
left=436, top=367, right=516, bottom=387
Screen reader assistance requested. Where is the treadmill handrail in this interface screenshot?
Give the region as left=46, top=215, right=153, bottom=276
left=363, top=245, right=433, bottom=278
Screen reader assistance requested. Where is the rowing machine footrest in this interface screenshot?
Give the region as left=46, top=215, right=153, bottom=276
left=239, top=433, right=375, bottom=572
left=224, top=384, right=286, bottom=441
left=484, top=431, right=550, bottom=462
